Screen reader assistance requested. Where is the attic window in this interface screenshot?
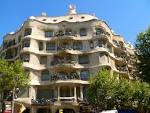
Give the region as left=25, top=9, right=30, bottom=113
left=42, top=19, right=47, bottom=21
left=81, top=16, right=85, bottom=19
left=53, top=19, right=57, bottom=22
left=69, top=17, right=73, bottom=20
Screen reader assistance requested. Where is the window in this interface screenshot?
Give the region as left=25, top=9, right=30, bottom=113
left=107, top=45, right=112, bottom=53
left=81, top=16, right=85, bottom=19
left=39, top=42, right=43, bottom=51
left=98, top=39, right=106, bottom=47
left=8, top=40, right=16, bottom=47
left=90, top=41, right=94, bottom=49
left=53, top=19, right=57, bottom=22
left=112, top=40, right=119, bottom=47
left=45, top=31, right=53, bottom=37
left=3, top=41, right=8, bottom=49
left=5, top=49, right=13, bottom=59
left=79, top=55, right=89, bottom=64
left=21, top=53, right=30, bottom=62
left=22, top=39, right=30, bottom=48
left=80, top=70, right=90, bottom=80
left=69, top=17, right=73, bottom=20
left=95, top=28, right=105, bottom=35
left=46, top=42, right=55, bottom=51
left=18, top=35, right=22, bottom=43
left=80, top=28, right=87, bottom=36
left=40, top=56, right=47, bottom=65
left=65, top=29, right=72, bottom=36
left=41, top=70, right=50, bottom=81
left=17, top=88, right=29, bottom=98
left=24, top=28, right=32, bottom=36
left=60, top=87, right=73, bottom=97
left=73, top=42, right=82, bottom=50
left=37, top=89, right=54, bottom=99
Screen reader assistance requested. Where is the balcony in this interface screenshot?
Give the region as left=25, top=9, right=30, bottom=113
left=59, top=97, right=76, bottom=102
left=57, top=45, right=72, bottom=51
left=113, top=41, right=126, bottom=50
left=94, top=32, right=110, bottom=40
left=31, top=98, right=53, bottom=105
left=55, top=31, right=77, bottom=37
left=114, top=54, right=127, bottom=62
left=50, top=72, right=80, bottom=81
left=116, top=66, right=128, bottom=73
left=51, top=59, right=76, bottom=66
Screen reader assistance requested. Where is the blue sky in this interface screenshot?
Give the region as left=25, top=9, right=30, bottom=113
left=0, top=0, right=150, bottom=45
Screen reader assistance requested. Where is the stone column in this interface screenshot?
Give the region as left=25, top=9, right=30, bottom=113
left=31, top=107, right=36, bottom=113
left=57, top=86, right=60, bottom=101
left=74, top=86, right=77, bottom=101
left=80, top=86, right=83, bottom=100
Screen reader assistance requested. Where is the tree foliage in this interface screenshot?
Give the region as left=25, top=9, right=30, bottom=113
left=87, top=69, right=150, bottom=112
left=0, top=59, right=29, bottom=93
left=135, top=27, right=150, bottom=82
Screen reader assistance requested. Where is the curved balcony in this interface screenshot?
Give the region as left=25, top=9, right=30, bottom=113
left=31, top=98, right=52, bottom=106
left=50, top=72, right=80, bottom=81
left=51, top=59, right=78, bottom=68
left=93, top=32, right=110, bottom=41
left=115, top=66, right=128, bottom=75
left=114, top=54, right=127, bottom=63
left=112, top=41, right=126, bottom=51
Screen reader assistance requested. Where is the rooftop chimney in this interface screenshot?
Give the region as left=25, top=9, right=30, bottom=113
left=68, top=4, right=77, bottom=15
left=41, top=12, right=47, bottom=16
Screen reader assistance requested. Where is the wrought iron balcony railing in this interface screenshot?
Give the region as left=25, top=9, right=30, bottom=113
left=50, top=73, right=80, bottom=81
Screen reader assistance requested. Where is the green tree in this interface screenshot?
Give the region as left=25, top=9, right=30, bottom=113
left=135, top=27, right=150, bottom=82
left=0, top=59, right=29, bottom=111
left=131, top=81, right=150, bottom=112
left=87, top=69, right=150, bottom=112
left=88, top=69, right=118, bottom=110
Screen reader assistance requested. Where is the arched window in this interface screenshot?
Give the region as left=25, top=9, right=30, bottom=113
left=24, top=28, right=32, bottom=36
left=41, top=70, right=50, bottom=81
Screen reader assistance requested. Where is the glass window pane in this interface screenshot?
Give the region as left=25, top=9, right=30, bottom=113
left=24, top=28, right=32, bottom=36
left=41, top=70, right=49, bottom=81
left=79, top=55, right=89, bottom=64
left=39, top=42, right=43, bottom=51
left=80, top=70, right=89, bottom=80
left=46, top=42, right=55, bottom=50
left=45, top=31, right=53, bottom=37
left=80, top=28, right=87, bottom=36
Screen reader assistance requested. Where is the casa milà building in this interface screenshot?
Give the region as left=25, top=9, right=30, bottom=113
left=0, top=5, right=135, bottom=113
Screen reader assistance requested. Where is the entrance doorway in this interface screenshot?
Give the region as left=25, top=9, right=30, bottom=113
left=56, top=109, right=75, bottom=113
left=22, top=108, right=30, bottom=113
left=37, top=108, right=50, bottom=113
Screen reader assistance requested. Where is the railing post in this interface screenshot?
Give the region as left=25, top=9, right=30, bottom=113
left=57, top=86, right=60, bottom=101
